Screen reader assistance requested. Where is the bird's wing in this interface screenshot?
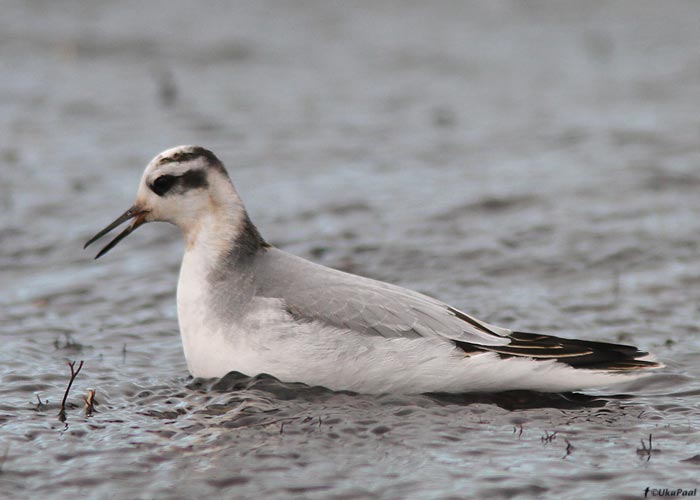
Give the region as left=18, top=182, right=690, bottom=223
left=255, top=248, right=511, bottom=346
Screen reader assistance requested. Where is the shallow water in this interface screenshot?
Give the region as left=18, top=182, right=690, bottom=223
left=2, top=1, right=700, bottom=498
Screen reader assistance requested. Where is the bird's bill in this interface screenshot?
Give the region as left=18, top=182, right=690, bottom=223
left=84, top=205, right=148, bottom=259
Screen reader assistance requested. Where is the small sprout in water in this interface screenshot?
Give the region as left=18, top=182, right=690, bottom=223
left=34, top=394, right=48, bottom=411
left=83, top=389, right=98, bottom=417
left=562, top=439, right=574, bottom=459
left=637, top=434, right=657, bottom=461
left=541, top=430, right=558, bottom=444
left=58, top=360, right=84, bottom=423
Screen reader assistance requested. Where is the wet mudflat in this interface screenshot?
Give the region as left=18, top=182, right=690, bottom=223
left=1, top=1, right=700, bottom=498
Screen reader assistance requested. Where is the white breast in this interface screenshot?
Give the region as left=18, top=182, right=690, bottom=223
left=177, top=248, right=240, bottom=377
left=176, top=243, right=290, bottom=378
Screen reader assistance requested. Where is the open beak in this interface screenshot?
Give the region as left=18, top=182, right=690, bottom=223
left=84, top=205, right=149, bottom=259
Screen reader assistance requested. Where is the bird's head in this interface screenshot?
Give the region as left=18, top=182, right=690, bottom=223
left=84, top=145, right=244, bottom=258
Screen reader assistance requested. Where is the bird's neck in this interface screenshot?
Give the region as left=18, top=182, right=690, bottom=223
left=179, top=202, right=269, bottom=323
left=181, top=195, right=268, bottom=279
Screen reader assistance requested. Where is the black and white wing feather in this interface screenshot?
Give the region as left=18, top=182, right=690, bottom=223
left=256, top=249, right=661, bottom=372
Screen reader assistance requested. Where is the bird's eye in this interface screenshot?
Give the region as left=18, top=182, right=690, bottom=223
left=151, top=175, right=176, bottom=196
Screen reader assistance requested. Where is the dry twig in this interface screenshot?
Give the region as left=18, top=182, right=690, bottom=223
left=541, top=430, right=558, bottom=444
left=512, top=424, right=523, bottom=438
left=58, top=360, right=84, bottom=422
left=562, top=439, right=574, bottom=459
left=83, top=389, right=97, bottom=417
left=637, top=434, right=654, bottom=461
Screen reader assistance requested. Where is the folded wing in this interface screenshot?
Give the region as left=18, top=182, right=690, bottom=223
left=256, top=248, right=511, bottom=346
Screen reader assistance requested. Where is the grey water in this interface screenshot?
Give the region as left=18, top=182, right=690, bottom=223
left=2, top=1, right=700, bottom=498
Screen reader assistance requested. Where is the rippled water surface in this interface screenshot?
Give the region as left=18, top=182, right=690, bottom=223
left=2, top=1, right=700, bottom=498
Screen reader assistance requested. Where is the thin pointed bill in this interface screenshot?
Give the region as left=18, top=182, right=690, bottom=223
left=84, top=206, right=149, bottom=259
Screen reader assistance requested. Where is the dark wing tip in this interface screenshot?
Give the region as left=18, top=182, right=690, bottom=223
left=455, top=331, right=662, bottom=372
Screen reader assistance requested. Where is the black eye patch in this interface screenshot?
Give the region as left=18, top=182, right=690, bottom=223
left=149, top=170, right=209, bottom=197
left=179, top=170, right=208, bottom=190
left=151, top=175, right=177, bottom=196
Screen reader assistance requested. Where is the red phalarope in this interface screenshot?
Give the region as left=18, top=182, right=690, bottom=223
left=85, top=146, right=662, bottom=393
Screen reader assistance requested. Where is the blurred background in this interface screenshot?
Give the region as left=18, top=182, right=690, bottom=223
left=2, top=1, right=700, bottom=498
